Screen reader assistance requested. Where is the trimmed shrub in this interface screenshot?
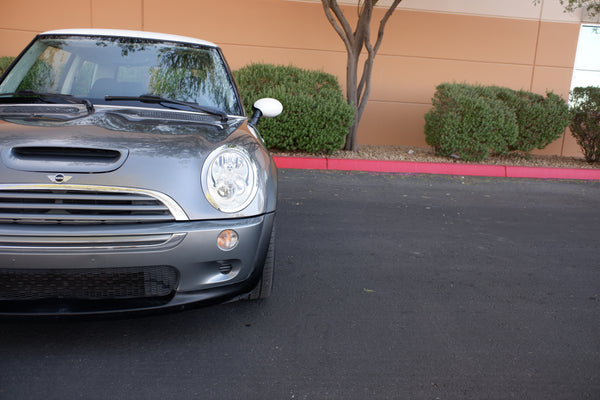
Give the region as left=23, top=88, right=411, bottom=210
left=494, top=88, right=570, bottom=153
left=425, top=83, right=570, bottom=161
left=425, top=83, right=518, bottom=161
left=569, top=86, right=600, bottom=163
left=234, top=63, right=354, bottom=154
left=0, top=56, right=15, bottom=76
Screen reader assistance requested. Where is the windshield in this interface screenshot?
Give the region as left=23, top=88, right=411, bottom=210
left=0, top=35, right=243, bottom=116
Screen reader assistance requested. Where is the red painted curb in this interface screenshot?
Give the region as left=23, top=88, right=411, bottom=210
left=506, top=166, right=600, bottom=180
left=273, top=156, right=600, bottom=181
left=273, top=156, right=327, bottom=170
left=326, top=158, right=506, bottom=177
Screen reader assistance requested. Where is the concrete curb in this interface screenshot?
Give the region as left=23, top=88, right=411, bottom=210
left=273, top=156, right=600, bottom=181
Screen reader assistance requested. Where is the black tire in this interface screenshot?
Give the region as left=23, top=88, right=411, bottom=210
left=247, top=225, right=275, bottom=300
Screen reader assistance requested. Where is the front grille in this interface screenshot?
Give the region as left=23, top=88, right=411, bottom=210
left=0, top=187, right=177, bottom=225
left=0, top=266, right=179, bottom=301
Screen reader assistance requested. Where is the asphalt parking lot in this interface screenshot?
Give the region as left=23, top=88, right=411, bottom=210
left=1, top=169, right=599, bottom=399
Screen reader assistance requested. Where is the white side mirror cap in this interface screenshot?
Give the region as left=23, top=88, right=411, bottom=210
left=253, top=98, right=283, bottom=118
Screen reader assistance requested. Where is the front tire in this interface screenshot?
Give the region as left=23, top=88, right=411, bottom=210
left=247, top=225, right=275, bottom=300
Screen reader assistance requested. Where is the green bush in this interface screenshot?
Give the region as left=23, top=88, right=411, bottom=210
left=234, top=63, right=354, bottom=154
left=494, top=88, right=570, bottom=153
left=424, top=83, right=570, bottom=161
left=425, top=83, right=518, bottom=161
left=0, top=56, right=15, bottom=76
left=569, top=86, right=600, bottom=163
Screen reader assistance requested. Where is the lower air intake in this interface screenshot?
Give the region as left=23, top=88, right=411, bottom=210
left=0, top=265, right=179, bottom=301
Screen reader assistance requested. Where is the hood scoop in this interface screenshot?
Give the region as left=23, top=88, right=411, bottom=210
left=2, top=145, right=129, bottom=173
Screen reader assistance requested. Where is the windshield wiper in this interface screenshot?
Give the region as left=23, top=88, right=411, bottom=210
left=0, top=89, right=94, bottom=114
left=105, top=94, right=228, bottom=123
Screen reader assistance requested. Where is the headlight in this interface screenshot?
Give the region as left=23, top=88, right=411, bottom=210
left=202, top=145, right=258, bottom=213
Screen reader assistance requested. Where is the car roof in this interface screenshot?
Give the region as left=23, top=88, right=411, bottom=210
left=40, top=29, right=218, bottom=48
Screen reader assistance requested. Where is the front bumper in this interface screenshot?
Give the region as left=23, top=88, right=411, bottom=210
left=0, top=212, right=275, bottom=315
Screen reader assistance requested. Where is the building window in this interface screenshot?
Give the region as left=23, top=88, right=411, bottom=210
left=571, top=24, right=600, bottom=93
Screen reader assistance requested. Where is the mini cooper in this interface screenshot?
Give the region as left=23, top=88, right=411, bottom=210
left=0, top=29, right=282, bottom=315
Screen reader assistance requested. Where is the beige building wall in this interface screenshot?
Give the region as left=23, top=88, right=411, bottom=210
left=0, top=0, right=586, bottom=157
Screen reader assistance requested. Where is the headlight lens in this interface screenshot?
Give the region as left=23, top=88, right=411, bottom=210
left=202, top=145, right=258, bottom=213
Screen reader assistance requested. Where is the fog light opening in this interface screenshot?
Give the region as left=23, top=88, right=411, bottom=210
left=218, top=263, right=233, bottom=275
left=217, top=229, right=238, bottom=251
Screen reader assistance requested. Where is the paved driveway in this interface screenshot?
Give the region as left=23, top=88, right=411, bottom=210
left=1, top=169, right=599, bottom=399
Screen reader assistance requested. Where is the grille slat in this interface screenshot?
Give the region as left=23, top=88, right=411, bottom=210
left=0, top=202, right=169, bottom=212
left=0, top=188, right=177, bottom=225
left=0, top=212, right=175, bottom=222
left=0, top=192, right=154, bottom=201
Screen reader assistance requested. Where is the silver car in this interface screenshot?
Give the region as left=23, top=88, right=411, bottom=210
left=0, top=29, right=282, bottom=315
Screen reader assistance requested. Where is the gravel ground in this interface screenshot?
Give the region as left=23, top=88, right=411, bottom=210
left=271, top=144, right=600, bottom=170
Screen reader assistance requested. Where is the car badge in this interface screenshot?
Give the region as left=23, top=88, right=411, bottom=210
left=48, top=174, right=72, bottom=184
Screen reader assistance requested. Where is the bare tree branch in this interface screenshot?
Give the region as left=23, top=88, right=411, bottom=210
left=354, top=0, right=373, bottom=49
left=322, top=0, right=356, bottom=53
left=374, top=0, right=402, bottom=53
left=359, top=0, right=402, bottom=108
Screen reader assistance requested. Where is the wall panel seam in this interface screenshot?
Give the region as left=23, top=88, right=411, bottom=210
left=0, top=28, right=40, bottom=34
left=223, top=44, right=568, bottom=69
left=365, top=100, right=432, bottom=106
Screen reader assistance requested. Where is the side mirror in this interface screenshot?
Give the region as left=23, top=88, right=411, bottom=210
left=248, top=98, right=283, bottom=125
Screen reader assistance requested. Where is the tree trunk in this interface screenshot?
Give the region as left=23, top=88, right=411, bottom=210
left=321, top=0, right=403, bottom=152
left=345, top=49, right=359, bottom=151
left=345, top=113, right=360, bottom=151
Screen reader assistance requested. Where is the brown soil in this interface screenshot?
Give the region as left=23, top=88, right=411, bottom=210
left=271, top=145, right=600, bottom=170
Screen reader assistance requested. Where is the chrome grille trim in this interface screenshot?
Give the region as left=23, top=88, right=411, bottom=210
left=0, top=232, right=186, bottom=250
left=0, top=184, right=188, bottom=224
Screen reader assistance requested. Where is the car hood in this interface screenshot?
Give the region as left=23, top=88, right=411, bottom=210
left=0, top=110, right=276, bottom=220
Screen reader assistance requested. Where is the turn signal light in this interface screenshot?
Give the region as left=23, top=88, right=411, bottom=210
left=217, top=229, right=238, bottom=251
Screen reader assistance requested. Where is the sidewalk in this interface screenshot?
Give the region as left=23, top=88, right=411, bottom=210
left=273, top=155, right=600, bottom=180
